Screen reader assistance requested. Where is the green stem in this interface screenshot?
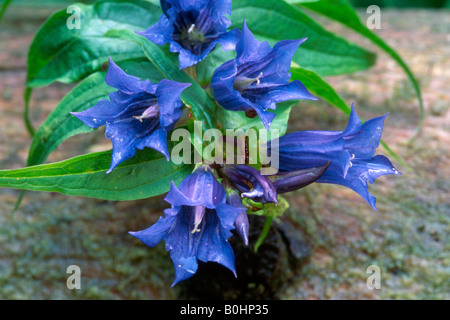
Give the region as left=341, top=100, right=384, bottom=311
left=254, top=216, right=273, bottom=253
left=24, top=86, right=35, bottom=137
left=11, top=190, right=25, bottom=216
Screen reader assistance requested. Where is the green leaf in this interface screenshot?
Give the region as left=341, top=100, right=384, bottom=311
left=231, top=0, right=377, bottom=77
left=216, top=101, right=295, bottom=139
left=291, top=66, right=351, bottom=114
left=0, top=148, right=193, bottom=201
left=294, top=0, right=424, bottom=141
left=105, top=28, right=219, bottom=132
left=26, top=59, right=165, bottom=168
left=26, top=0, right=161, bottom=87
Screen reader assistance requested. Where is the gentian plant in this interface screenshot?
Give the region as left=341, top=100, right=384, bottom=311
left=0, top=0, right=423, bottom=286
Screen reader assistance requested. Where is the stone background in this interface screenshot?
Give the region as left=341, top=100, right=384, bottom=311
left=0, top=5, right=448, bottom=299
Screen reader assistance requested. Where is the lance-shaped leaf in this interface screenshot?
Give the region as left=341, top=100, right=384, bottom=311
left=290, top=67, right=350, bottom=113
left=0, top=147, right=193, bottom=201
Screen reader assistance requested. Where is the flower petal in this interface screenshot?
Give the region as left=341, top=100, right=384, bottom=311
left=255, top=80, right=317, bottom=112
left=136, top=14, right=173, bottom=46
left=156, top=79, right=191, bottom=130
left=318, top=155, right=402, bottom=210
left=235, top=20, right=272, bottom=64
left=258, top=39, right=307, bottom=82
left=195, top=210, right=237, bottom=278
left=216, top=28, right=241, bottom=51
left=105, top=57, right=141, bottom=94
left=105, top=118, right=162, bottom=173
left=164, top=206, right=237, bottom=285
left=128, top=207, right=179, bottom=248
left=165, top=167, right=226, bottom=208
left=344, top=114, right=388, bottom=159
left=71, top=99, right=122, bottom=128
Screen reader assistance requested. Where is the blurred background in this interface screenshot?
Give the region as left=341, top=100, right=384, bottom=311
left=350, top=0, right=450, bottom=8
left=0, top=0, right=449, bottom=299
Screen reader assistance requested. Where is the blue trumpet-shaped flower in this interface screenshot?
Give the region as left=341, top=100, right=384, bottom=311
left=211, top=21, right=316, bottom=130
left=129, top=166, right=246, bottom=286
left=71, top=58, right=190, bottom=173
left=138, top=0, right=240, bottom=69
left=272, top=106, right=402, bottom=210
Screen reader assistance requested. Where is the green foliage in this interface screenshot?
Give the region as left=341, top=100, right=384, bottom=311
left=0, top=147, right=193, bottom=201
left=26, top=0, right=160, bottom=87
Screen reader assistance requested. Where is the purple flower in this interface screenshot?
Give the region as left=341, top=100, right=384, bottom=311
left=129, top=166, right=246, bottom=286
left=138, top=0, right=241, bottom=69
left=219, top=163, right=329, bottom=244
left=272, top=106, right=402, bottom=210
left=211, top=21, right=316, bottom=130
left=219, top=164, right=278, bottom=204
left=269, top=163, right=330, bottom=194
left=71, top=58, right=190, bottom=173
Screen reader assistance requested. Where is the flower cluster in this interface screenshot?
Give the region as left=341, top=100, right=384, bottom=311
left=72, top=0, right=401, bottom=285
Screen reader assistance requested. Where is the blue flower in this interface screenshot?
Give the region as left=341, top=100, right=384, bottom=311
left=71, top=58, right=190, bottom=173
left=273, top=106, right=402, bottom=210
left=211, top=21, right=316, bottom=130
left=223, top=183, right=250, bottom=246
left=138, top=0, right=241, bottom=69
left=129, top=166, right=246, bottom=286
